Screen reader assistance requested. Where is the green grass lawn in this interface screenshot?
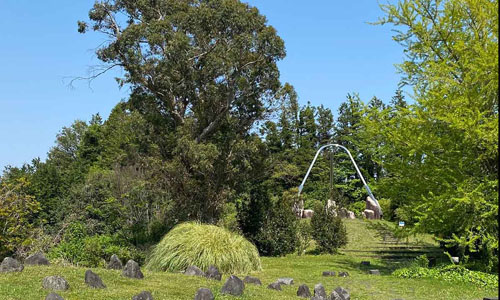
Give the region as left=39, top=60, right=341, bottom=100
left=1, top=219, right=497, bottom=300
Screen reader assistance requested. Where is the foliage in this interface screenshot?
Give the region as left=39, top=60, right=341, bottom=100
left=145, top=222, right=261, bottom=274
left=347, top=201, right=366, bottom=218
left=255, top=190, right=298, bottom=256
left=365, top=0, right=499, bottom=271
left=48, top=221, right=142, bottom=267
left=413, top=254, right=430, bottom=268
left=296, top=219, right=313, bottom=256
left=0, top=178, right=40, bottom=257
left=393, top=264, right=498, bottom=289
left=311, top=203, right=348, bottom=254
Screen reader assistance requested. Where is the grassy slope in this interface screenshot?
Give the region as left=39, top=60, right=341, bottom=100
left=0, top=219, right=497, bottom=300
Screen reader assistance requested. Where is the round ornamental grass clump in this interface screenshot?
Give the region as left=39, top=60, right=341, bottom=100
left=145, top=222, right=261, bottom=274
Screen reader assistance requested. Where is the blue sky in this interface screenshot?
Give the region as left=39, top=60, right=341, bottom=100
left=0, top=0, right=406, bottom=171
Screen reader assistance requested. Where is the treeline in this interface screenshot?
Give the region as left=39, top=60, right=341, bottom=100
left=0, top=0, right=497, bottom=272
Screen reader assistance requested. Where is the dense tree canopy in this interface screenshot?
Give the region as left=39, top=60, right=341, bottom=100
left=0, top=0, right=497, bottom=272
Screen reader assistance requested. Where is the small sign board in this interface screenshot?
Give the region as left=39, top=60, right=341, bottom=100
left=398, top=221, right=405, bottom=227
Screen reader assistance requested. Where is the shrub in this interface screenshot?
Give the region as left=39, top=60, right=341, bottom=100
left=255, top=191, right=298, bottom=256
left=145, top=222, right=261, bottom=274
left=311, top=203, right=347, bottom=253
left=0, top=178, right=40, bottom=257
left=393, top=264, right=498, bottom=289
left=413, top=254, right=430, bottom=268
left=48, top=221, right=142, bottom=267
left=296, top=219, right=313, bottom=256
left=347, top=201, right=365, bottom=217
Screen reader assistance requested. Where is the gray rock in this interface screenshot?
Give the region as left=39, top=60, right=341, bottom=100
left=363, top=209, right=375, bottom=219
left=338, top=271, right=349, bottom=277
left=366, top=196, right=382, bottom=219
left=45, top=292, right=64, bottom=300
left=369, top=269, right=380, bottom=275
left=332, top=287, right=350, bottom=300
left=221, top=275, right=244, bottom=296
left=302, top=209, right=314, bottom=218
left=267, top=282, right=282, bottom=291
left=132, top=291, right=153, bottom=300
left=0, top=257, right=24, bottom=273
left=184, top=265, right=205, bottom=277
left=297, top=284, right=311, bottom=298
left=277, top=277, right=294, bottom=285
left=312, top=297, right=324, bottom=300
left=322, top=271, right=336, bottom=276
left=329, top=290, right=342, bottom=300
left=26, top=252, right=50, bottom=265
left=85, top=269, right=106, bottom=288
left=205, top=265, right=221, bottom=281
left=314, top=283, right=327, bottom=299
left=42, top=276, right=69, bottom=291
left=108, top=254, right=123, bottom=270
left=451, top=257, right=459, bottom=264
left=122, top=260, right=144, bottom=279
left=243, top=276, right=262, bottom=285
left=338, top=208, right=349, bottom=218
left=360, top=261, right=370, bottom=266
left=347, top=211, right=356, bottom=219
left=194, top=288, right=214, bottom=300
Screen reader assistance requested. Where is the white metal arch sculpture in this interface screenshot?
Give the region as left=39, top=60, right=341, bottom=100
left=297, top=143, right=382, bottom=215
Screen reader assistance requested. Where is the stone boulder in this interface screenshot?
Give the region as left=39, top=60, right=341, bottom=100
left=277, top=277, right=294, bottom=285
left=42, top=276, right=69, bottom=291
left=26, top=252, right=50, bottom=265
left=184, top=265, right=205, bottom=277
left=330, top=287, right=350, bottom=300
left=0, top=257, right=24, bottom=273
left=122, top=260, right=144, bottom=279
left=132, top=291, right=154, bottom=300
left=194, top=288, right=214, bottom=300
left=205, top=265, right=221, bottom=281
left=45, top=292, right=64, bottom=300
left=338, top=208, right=349, bottom=218
left=338, top=271, right=349, bottom=277
left=267, top=282, right=282, bottom=291
left=369, top=269, right=380, bottom=275
left=302, top=209, right=314, bottom=218
left=108, top=254, right=123, bottom=270
left=327, top=199, right=336, bottom=210
left=347, top=211, right=356, bottom=219
left=366, top=196, right=382, bottom=219
left=322, top=271, right=336, bottom=276
left=85, top=270, right=106, bottom=288
left=221, top=275, right=244, bottom=296
left=243, top=276, right=262, bottom=285
left=363, top=209, right=375, bottom=219
left=314, top=283, right=327, bottom=299
left=297, top=284, right=311, bottom=298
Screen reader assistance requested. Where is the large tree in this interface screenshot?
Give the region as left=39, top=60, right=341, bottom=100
left=371, top=0, right=498, bottom=270
left=78, top=0, right=287, bottom=223
left=78, top=0, right=285, bottom=145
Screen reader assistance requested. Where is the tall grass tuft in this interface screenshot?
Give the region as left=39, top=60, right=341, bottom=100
left=145, top=222, right=262, bottom=274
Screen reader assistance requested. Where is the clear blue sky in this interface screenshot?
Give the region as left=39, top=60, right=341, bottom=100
left=0, top=0, right=406, bottom=171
